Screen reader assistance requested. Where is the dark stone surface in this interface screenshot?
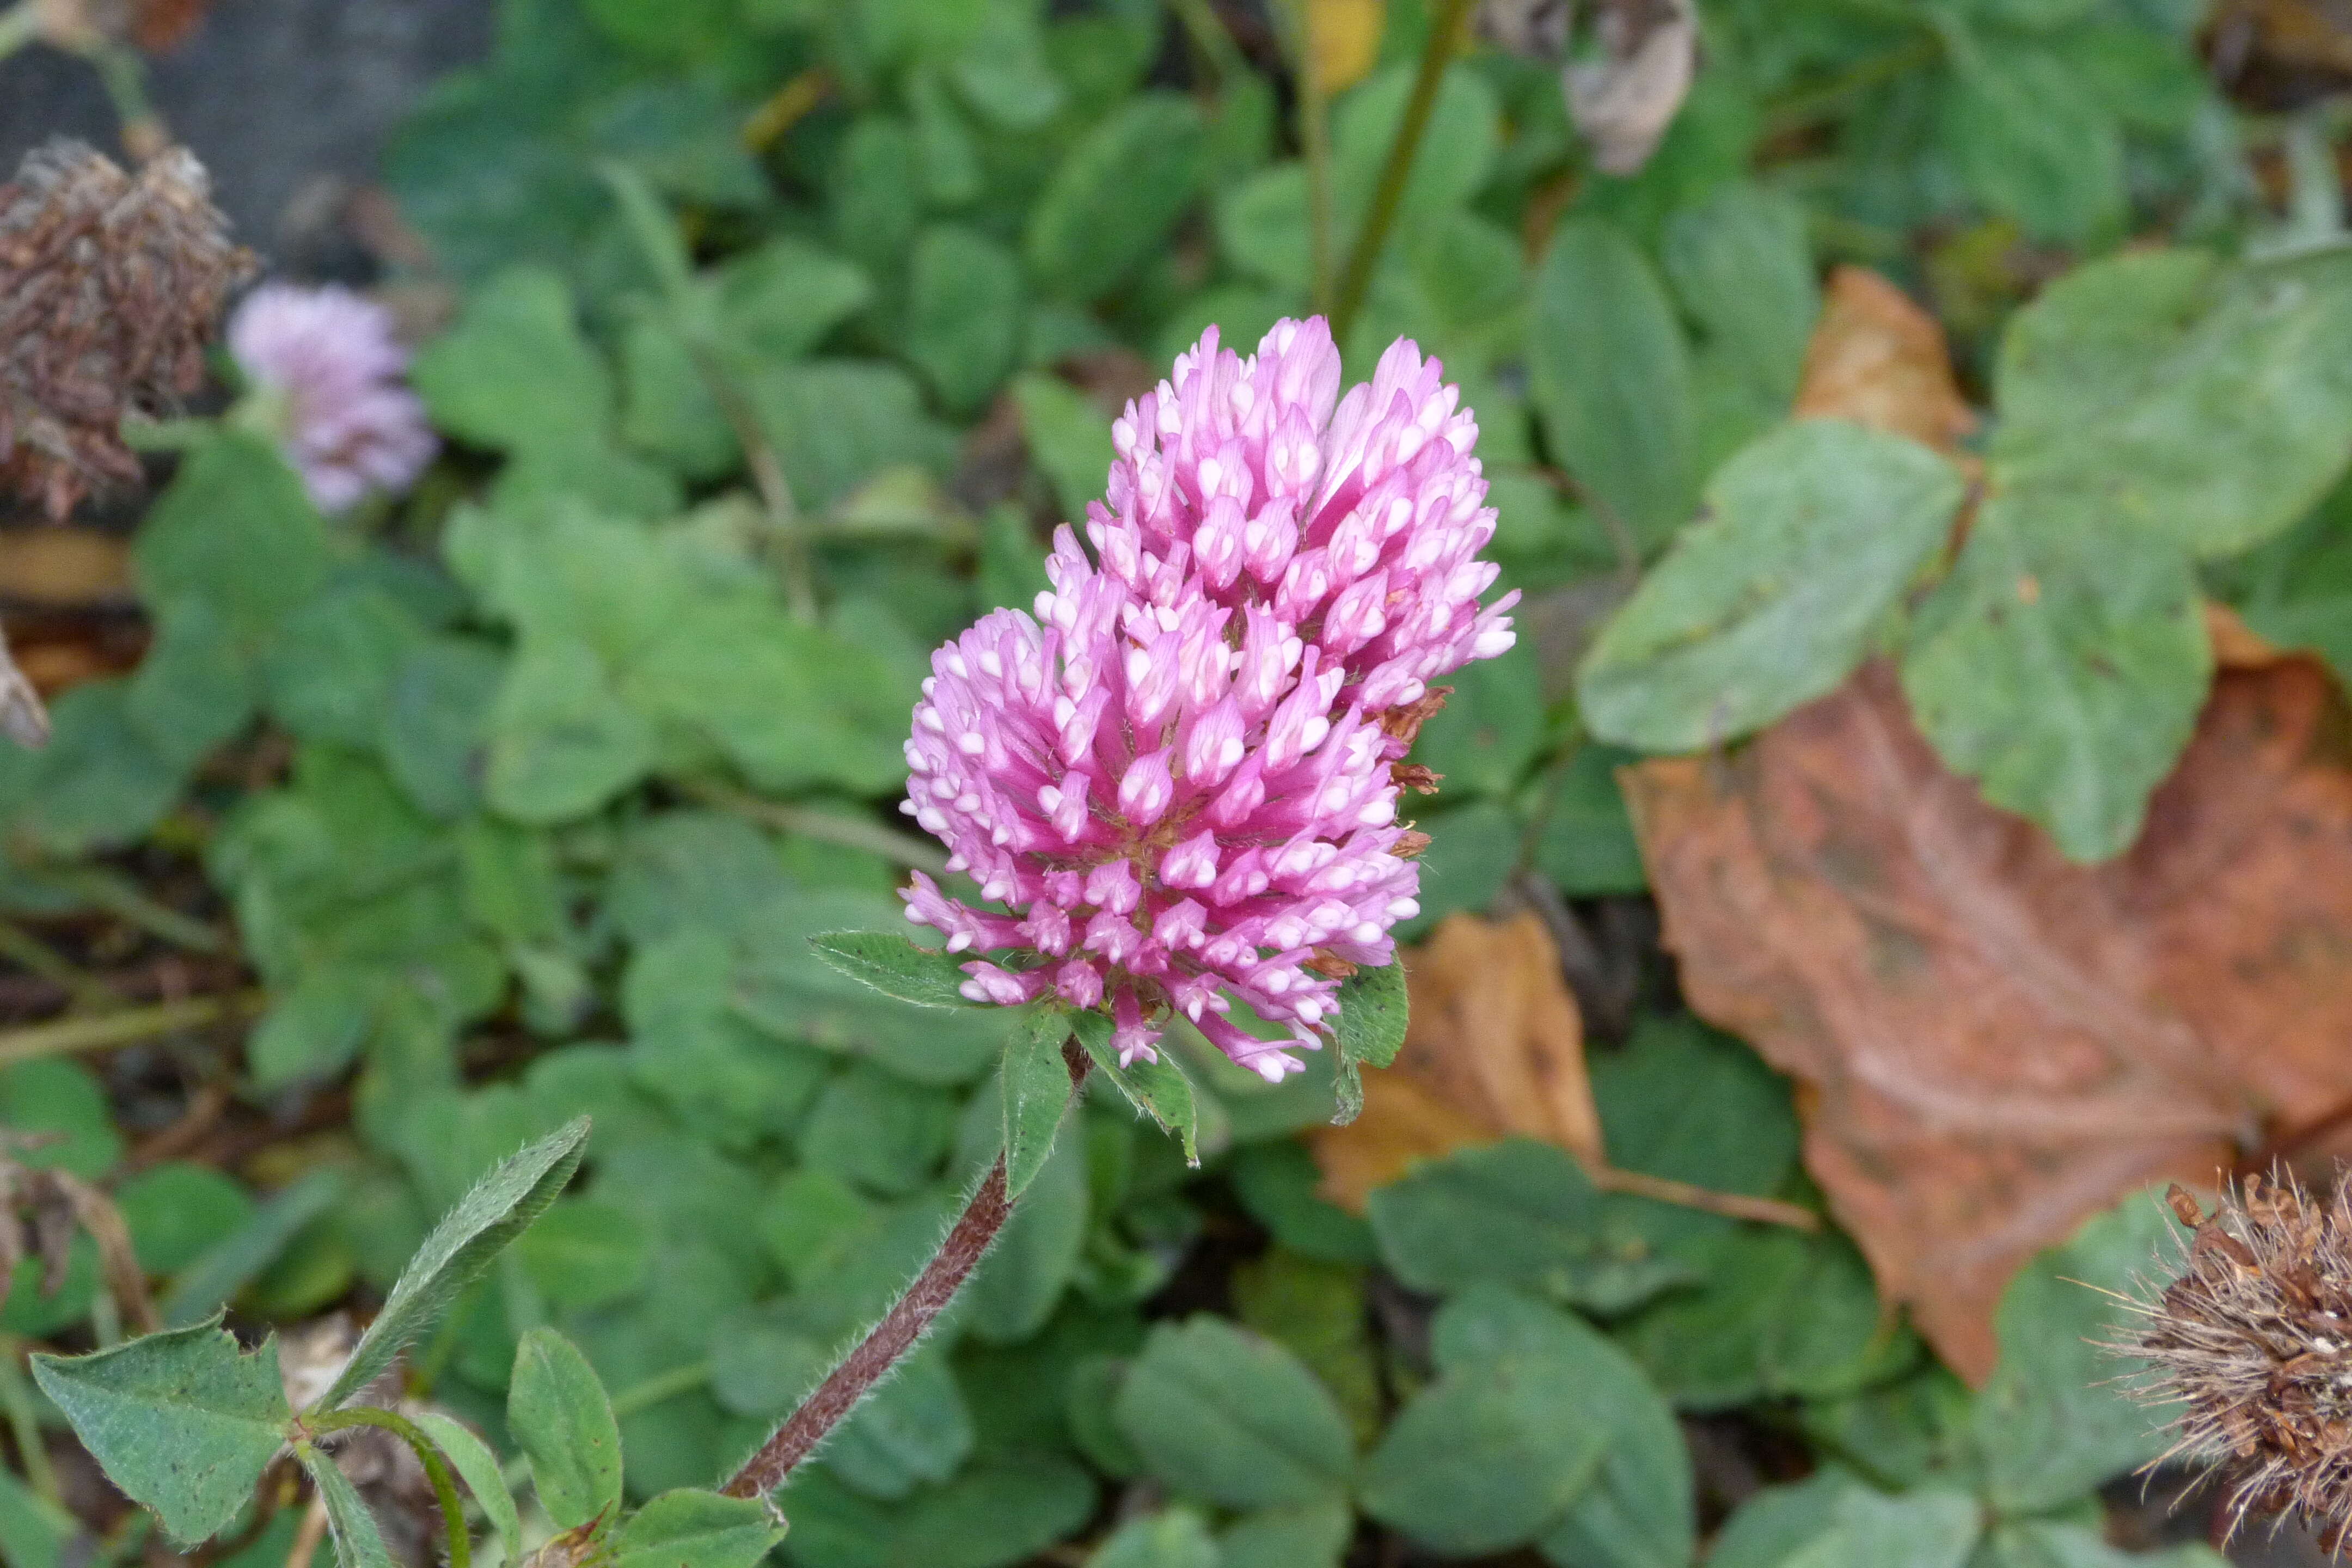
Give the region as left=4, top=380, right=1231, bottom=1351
left=0, top=0, right=492, bottom=273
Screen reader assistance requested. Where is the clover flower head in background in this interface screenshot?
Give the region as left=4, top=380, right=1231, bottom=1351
left=227, top=282, right=437, bottom=513
left=901, top=317, right=1516, bottom=1081
left=0, top=139, right=251, bottom=519
left=2132, top=1173, right=2352, bottom=1553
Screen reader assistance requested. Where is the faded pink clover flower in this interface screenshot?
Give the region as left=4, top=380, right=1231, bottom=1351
left=226, top=283, right=436, bottom=513
left=902, top=318, right=1516, bottom=1081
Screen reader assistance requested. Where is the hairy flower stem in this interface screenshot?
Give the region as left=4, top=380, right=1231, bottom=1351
left=723, top=1041, right=1089, bottom=1499
left=1330, top=0, right=1476, bottom=342
left=306, top=1408, right=471, bottom=1568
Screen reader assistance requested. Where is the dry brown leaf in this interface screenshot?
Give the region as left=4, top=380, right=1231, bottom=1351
left=0, top=528, right=130, bottom=604
left=1563, top=0, right=1698, bottom=176
left=1794, top=266, right=1979, bottom=455
left=1311, top=910, right=1602, bottom=1210
left=2207, top=600, right=2282, bottom=669
left=1623, top=657, right=2352, bottom=1381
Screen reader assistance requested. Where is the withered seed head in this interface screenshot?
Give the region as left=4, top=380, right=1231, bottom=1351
left=0, top=138, right=253, bottom=519
left=2131, top=1171, right=2352, bottom=1554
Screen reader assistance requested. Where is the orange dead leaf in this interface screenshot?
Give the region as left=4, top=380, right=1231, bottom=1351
left=1622, top=658, right=2352, bottom=1382
left=1794, top=266, right=1979, bottom=455
left=1310, top=910, right=1603, bottom=1211
left=2206, top=599, right=2282, bottom=669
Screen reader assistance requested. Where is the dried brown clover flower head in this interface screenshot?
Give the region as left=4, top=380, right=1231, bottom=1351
left=2135, top=1172, right=2352, bottom=1553
left=0, top=138, right=253, bottom=519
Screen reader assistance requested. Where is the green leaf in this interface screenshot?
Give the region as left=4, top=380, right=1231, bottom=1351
left=747, top=360, right=957, bottom=512
left=1091, top=1509, right=1218, bottom=1568
left=515, top=1197, right=654, bottom=1310
left=612, top=1489, right=786, bottom=1568
left=807, top=930, right=981, bottom=1010
left=486, top=637, right=659, bottom=823
left=1410, top=640, right=1546, bottom=800
left=1359, top=1345, right=1604, bottom=1555
left=1613, top=1226, right=1898, bottom=1412
left=413, top=1412, right=521, bottom=1564
left=300, top=1444, right=398, bottom=1568
left=1992, top=247, right=2352, bottom=559
left=1012, top=372, right=1115, bottom=525
left=411, top=267, right=611, bottom=457
left=162, top=1169, right=350, bottom=1328
left=1967, top=1193, right=2173, bottom=1515
left=510, top=1326, right=625, bottom=1532
left=825, top=1342, right=975, bottom=1499
left=1218, top=1498, right=1354, bottom=1568
left=1707, top=1478, right=1979, bottom=1568
left=133, top=431, right=334, bottom=652
left=776, top=1454, right=1096, bottom=1568
left=1422, top=1290, right=1690, bottom=1568
left=1112, top=1316, right=1355, bottom=1511
left=1026, top=92, right=1206, bottom=301
left=1579, top=420, right=1963, bottom=750
left=117, top=1163, right=255, bottom=1278
left=1530, top=217, right=1695, bottom=550
left=1899, top=494, right=2210, bottom=861
left=712, top=237, right=872, bottom=360
left=1000, top=1013, right=1076, bottom=1199
left=1229, top=1142, right=1377, bottom=1264
left=316, top=1117, right=590, bottom=1410
left=906, top=224, right=1023, bottom=417
left=1974, top=1521, right=2226, bottom=1568
left=0, top=1058, right=122, bottom=1178
left=1329, top=959, right=1408, bottom=1126
left=1232, top=1252, right=1381, bottom=1446
left=1662, top=182, right=1819, bottom=418
left=30, top=1318, right=290, bottom=1545
left=1071, top=1010, right=1200, bottom=1165
left=1369, top=1140, right=1689, bottom=1312
left=0, top=1466, right=72, bottom=1568
left=1939, top=43, right=2122, bottom=246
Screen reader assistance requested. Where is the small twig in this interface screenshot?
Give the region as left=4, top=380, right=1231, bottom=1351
left=675, top=776, right=950, bottom=875
left=0, top=920, right=117, bottom=1013
left=1591, top=1165, right=1822, bottom=1232
left=126, top=1080, right=232, bottom=1171
left=742, top=67, right=832, bottom=152
left=1330, top=0, right=1477, bottom=341
left=29, top=866, right=228, bottom=955
left=54, top=1169, right=161, bottom=1334
left=282, top=1492, right=329, bottom=1568
left=0, top=1338, right=60, bottom=1505
left=0, top=989, right=264, bottom=1069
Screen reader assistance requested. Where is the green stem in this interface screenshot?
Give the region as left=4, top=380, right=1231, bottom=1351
left=0, top=921, right=117, bottom=1013
left=0, top=990, right=264, bottom=1069
left=0, top=1339, right=60, bottom=1506
left=675, top=776, right=950, bottom=875
left=1330, top=0, right=1474, bottom=343
left=308, top=1408, right=471, bottom=1568
left=611, top=1359, right=712, bottom=1420
left=29, top=865, right=228, bottom=954
left=1166, top=0, right=1246, bottom=84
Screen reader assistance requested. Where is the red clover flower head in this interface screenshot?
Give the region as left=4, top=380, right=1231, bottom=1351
left=901, top=318, right=1517, bottom=1081
left=226, top=283, right=436, bottom=513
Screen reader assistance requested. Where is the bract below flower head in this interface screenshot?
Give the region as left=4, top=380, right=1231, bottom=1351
left=901, top=318, right=1517, bottom=1080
